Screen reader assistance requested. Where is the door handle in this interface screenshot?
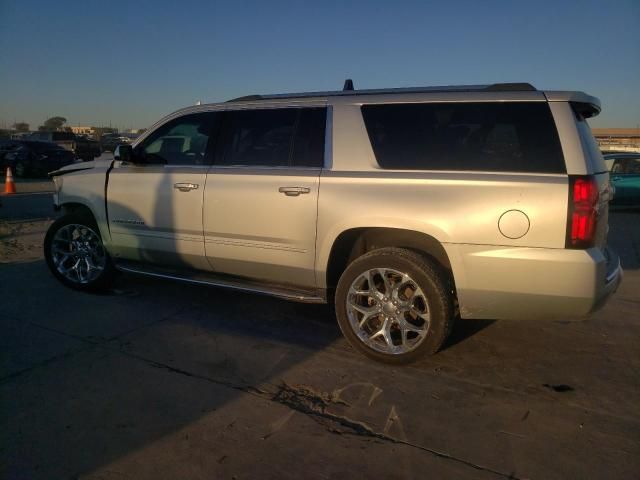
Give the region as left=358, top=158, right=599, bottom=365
left=173, top=183, right=199, bottom=192
left=278, top=186, right=310, bottom=197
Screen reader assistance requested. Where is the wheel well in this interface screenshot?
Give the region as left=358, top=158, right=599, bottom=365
left=60, top=202, right=95, bottom=221
left=326, top=228, right=453, bottom=289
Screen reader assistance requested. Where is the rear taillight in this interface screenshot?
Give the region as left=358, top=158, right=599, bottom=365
left=566, top=175, right=599, bottom=249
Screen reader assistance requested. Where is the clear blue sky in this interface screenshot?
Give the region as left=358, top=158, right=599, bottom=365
left=1, top=0, right=638, bottom=130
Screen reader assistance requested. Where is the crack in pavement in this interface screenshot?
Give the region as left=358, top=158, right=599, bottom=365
left=0, top=306, right=187, bottom=383
left=99, top=347, right=521, bottom=479
left=268, top=381, right=521, bottom=479
left=0, top=344, right=96, bottom=384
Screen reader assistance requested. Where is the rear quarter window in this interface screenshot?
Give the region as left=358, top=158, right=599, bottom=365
left=361, top=102, right=565, bottom=173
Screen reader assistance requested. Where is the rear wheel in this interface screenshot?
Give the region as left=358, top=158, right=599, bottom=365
left=335, top=247, right=454, bottom=364
left=44, top=214, right=116, bottom=292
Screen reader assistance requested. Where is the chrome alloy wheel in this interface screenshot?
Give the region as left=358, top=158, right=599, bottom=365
left=51, top=224, right=107, bottom=284
left=346, top=268, right=430, bottom=355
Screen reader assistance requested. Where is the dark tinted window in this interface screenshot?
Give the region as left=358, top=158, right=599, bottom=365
left=51, top=132, right=75, bottom=141
left=219, top=109, right=297, bottom=167
left=361, top=102, right=565, bottom=173
left=217, top=108, right=326, bottom=167
left=612, top=157, right=640, bottom=174
left=138, top=113, right=217, bottom=165
left=292, top=108, right=326, bottom=167
left=25, top=141, right=63, bottom=152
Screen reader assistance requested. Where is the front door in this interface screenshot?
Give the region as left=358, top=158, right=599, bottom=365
left=107, top=112, right=219, bottom=269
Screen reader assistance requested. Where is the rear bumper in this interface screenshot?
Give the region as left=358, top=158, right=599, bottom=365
left=446, top=244, right=623, bottom=320
left=597, top=247, right=623, bottom=310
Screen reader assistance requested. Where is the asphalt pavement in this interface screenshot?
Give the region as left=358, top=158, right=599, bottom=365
left=1, top=189, right=639, bottom=479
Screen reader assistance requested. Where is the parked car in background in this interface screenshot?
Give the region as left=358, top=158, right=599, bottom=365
left=29, top=131, right=101, bottom=161
left=5, top=141, right=77, bottom=177
left=0, top=139, right=22, bottom=171
left=604, top=152, right=640, bottom=206
left=100, top=135, right=131, bottom=152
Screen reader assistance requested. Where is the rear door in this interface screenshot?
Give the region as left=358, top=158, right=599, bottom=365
left=203, top=107, right=326, bottom=288
left=107, top=112, right=220, bottom=269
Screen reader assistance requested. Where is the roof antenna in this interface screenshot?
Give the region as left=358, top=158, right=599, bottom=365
left=343, top=79, right=354, bottom=91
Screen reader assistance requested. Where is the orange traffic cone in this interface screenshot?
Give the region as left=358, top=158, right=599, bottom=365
left=4, top=166, right=16, bottom=194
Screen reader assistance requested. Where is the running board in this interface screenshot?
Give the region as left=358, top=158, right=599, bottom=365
left=115, top=261, right=326, bottom=304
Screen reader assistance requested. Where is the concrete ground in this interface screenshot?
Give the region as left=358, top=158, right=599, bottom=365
left=1, top=187, right=639, bottom=479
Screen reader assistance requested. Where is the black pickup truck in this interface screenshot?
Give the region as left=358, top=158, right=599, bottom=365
left=28, top=131, right=101, bottom=161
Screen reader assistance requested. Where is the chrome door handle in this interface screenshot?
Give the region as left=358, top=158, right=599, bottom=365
left=174, top=183, right=199, bottom=192
left=278, top=186, right=311, bottom=197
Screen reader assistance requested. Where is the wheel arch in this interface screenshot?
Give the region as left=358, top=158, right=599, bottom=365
left=56, top=201, right=112, bottom=244
left=59, top=202, right=97, bottom=221
left=325, top=227, right=454, bottom=290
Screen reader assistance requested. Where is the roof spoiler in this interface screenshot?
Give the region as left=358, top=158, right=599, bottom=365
left=544, top=91, right=602, bottom=118
left=571, top=101, right=601, bottom=119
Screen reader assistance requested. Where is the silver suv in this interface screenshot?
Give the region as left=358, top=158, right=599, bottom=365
left=45, top=82, right=622, bottom=363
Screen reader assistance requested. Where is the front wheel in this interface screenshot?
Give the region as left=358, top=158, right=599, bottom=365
left=335, top=247, right=454, bottom=364
left=44, top=214, right=116, bottom=292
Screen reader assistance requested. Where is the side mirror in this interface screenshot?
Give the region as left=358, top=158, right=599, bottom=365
left=114, top=144, right=135, bottom=163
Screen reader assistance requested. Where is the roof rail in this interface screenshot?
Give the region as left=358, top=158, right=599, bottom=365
left=226, top=94, right=264, bottom=103
left=485, top=83, right=536, bottom=92
left=226, top=82, right=537, bottom=103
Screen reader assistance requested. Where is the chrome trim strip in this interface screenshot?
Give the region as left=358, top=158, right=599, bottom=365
left=116, top=264, right=325, bottom=303
left=208, top=165, right=322, bottom=172
left=606, top=263, right=622, bottom=284
left=203, top=237, right=306, bottom=253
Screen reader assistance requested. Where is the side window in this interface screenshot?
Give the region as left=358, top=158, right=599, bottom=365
left=137, top=112, right=217, bottom=166
left=629, top=159, right=640, bottom=174
left=292, top=108, right=326, bottom=167
left=361, top=102, right=566, bottom=173
left=611, top=158, right=640, bottom=174
left=218, top=109, right=297, bottom=167
left=611, top=159, right=624, bottom=173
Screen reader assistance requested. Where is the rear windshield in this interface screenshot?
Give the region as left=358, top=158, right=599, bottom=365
left=361, top=102, right=565, bottom=173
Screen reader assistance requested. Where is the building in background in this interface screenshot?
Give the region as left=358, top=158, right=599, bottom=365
left=70, top=126, right=96, bottom=136
left=593, top=128, right=640, bottom=153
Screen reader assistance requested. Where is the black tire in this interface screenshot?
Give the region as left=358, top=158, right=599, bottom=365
left=335, top=247, right=454, bottom=364
left=44, top=213, right=116, bottom=292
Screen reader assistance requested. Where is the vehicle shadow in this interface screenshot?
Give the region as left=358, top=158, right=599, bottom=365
left=444, top=318, right=495, bottom=350
left=1, top=204, right=636, bottom=478
left=608, top=210, right=640, bottom=270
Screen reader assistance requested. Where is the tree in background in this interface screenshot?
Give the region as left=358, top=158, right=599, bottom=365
left=12, top=122, right=30, bottom=132
left=38, top=116, right=67, bottom=131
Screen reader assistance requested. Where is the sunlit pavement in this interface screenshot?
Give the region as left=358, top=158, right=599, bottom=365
left=1, top=198, right=639, bottom=479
